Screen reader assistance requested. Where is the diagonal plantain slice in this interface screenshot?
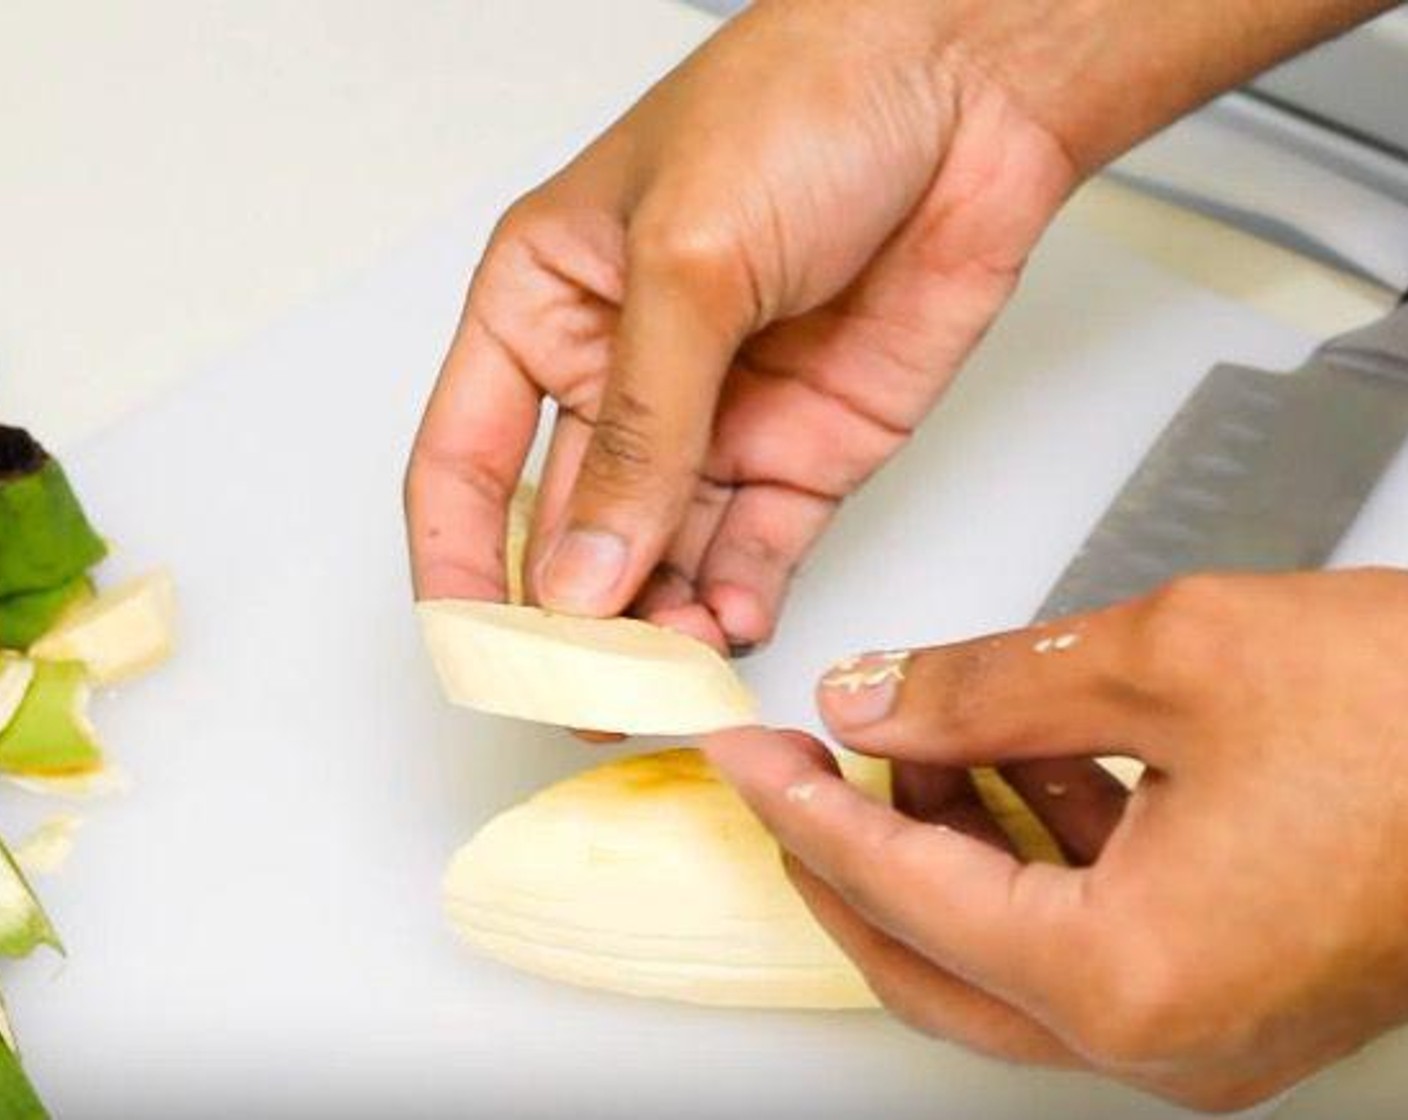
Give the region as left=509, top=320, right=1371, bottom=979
left=418, top=602, right=757, bottom=735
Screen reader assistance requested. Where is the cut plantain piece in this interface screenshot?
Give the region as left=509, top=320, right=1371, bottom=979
left=445, top=748, right=880, bottom=1009
left=0, top=574, right=94, bottom=652
left=0, top=837, right=61, bottom=959
left=30, top=569, right=175, bottom=684
left=0, top=427, right=106, bottom=599
left=419, top=601, right=757, bottom=735
left=0, top=661, right=101, bottom=776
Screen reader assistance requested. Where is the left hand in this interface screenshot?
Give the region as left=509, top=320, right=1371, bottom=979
left=706, top=568, right=1408, bottom=1111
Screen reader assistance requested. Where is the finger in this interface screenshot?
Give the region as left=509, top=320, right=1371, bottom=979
left=695, top=482, right=837, bottom=650
left=630, top=479, right=733, bottom=619
left=406, top=313, right=542, bottom=600
left=523, top=411, right=726, bottom=656
left=998, top=759, right=1129, bottom=866
left=527, top=409, right=728, bottom=650
left=705, top=727, right=1091, bottom=1011
left=816, top=608, right=1170, bottom=771
left=527, top=413, right=733, bottom=629
left=786, top=858, right=1083, bottom=1068
left=535, top=214, right=755, bottom=617
left=890, top=763, right=1015, bottom=852
left=640, top=603, right=729, bottom=653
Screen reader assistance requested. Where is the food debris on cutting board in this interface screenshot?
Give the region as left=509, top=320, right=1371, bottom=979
left=0, top=424, right=177, bottom=1116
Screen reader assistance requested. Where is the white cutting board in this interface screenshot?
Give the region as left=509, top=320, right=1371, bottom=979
left=5, top=150, right=1406, bottom=1119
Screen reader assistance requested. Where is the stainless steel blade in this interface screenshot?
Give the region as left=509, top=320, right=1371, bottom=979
left=1036, top=301, right=1408, bottom=620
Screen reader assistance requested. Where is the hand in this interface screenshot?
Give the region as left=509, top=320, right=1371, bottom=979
left=707, top=569, right=1408, bottom=1111
left=404, top=0, right=1388, bottom=651
left=405, top=0, right=1079, bottom=651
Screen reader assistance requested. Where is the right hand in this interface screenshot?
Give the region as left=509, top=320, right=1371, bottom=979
left=404, top=0, right=1080, bottom=652
left=707, top=570, right=1408, bottom=1110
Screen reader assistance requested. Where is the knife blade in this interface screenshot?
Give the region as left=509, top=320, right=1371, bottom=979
left=1035, top=299, right=1408, bottom=621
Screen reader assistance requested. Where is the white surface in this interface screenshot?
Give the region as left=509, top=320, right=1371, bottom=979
left=3, top=1, right=1406, bottom=1116
left=1115, top=97, right=1408, bottom=291
left=2, top=0, right=1396, bottom=455
left=0, top=129, right=1362, bottom=1118
left=1255, top=10, right=1408, bottom=156
left=0, top=0, right=714, bottom=451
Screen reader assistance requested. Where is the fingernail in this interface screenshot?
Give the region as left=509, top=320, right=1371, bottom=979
left=819, top=651, right=909, bottom=726
left=540, top=528, right=628, bottom=613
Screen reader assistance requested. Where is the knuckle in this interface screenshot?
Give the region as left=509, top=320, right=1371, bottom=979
left=491, top=189, right=551, bottom=245
left=627, top=210, right=751, bottom=324
left=475, top=192, right=556, bottom=283
left=1128, top=574, right=1248, bottom=694
left=579, top=406, right=662, bottom=496
left=629, top=214, right=735, bottom=278
left=722, top=530, right=796, bottom=590
left=411, top=440, right=515, bottom=511
left=915, top=645, right=993, bottom=741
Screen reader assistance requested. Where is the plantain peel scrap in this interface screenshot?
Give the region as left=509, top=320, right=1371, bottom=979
left=31, top=569, right=176, bottom=684
left=0, top=426, right=105, bottom=604
left=0, top=660, right=102, bottom=777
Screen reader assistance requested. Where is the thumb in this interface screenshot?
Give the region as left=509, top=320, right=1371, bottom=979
left=816, top=606, right=1171, bottom=771
left=704, top=726, right=1091, bottom=1010
left=536, top=220, right=754, bottom=616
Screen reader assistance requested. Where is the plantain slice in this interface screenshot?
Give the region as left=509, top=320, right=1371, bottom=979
left=419, top=602, right=757, bottom=735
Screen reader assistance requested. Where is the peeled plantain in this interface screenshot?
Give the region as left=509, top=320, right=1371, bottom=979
left=446, top=748, right=881, bottom=1009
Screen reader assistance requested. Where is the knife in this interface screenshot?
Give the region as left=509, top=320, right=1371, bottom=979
left=1035, top=297, right=1408, bottom=621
